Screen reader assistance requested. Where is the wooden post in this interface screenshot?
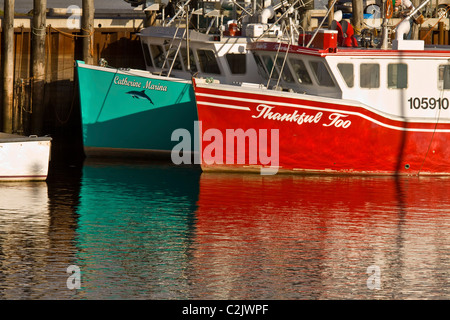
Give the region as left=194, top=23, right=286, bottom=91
left=31, top=0, right=47, bottom=135
left=82, top=0, right=95, bottom=65
left=328, top=0, right=335, bottom=28
left=352, top=0, right=364, bottom=35
left=438, top=21, right=444, bottom=44
left=1, top=0, right=15, bottom=133
left=411, top=0, right=420, bottom=40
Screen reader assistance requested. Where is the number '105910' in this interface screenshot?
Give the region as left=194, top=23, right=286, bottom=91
left=408, top=97, right=449, bottom=109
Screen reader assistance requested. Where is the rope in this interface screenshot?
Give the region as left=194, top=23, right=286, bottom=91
left=49, top=25, right=93, bottom=38
left=17, top=64, right=78, bottom=84
left=49, top=25, right=94, bottom=56
left=31, top=26, right=47, bottom=37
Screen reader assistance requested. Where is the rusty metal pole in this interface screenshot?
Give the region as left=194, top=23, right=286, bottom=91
left=82, top=0, right=94, bottom=64
left=31, top=0, right=47, bottom=135
left=2, top=0, right=15, bottom=133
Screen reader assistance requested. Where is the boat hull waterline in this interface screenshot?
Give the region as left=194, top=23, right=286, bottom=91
left=194, top=82, right=450, bottom=176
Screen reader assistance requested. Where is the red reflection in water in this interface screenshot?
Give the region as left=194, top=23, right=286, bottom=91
left=191, top=174, right=450, bottom=299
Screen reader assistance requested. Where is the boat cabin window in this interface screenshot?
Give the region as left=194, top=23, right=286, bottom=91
left=309, top=61, right=335, bottom=87
left=181, top=48, right=198, bottom=72
left=165, top=45, right=183, bottom=70
left=197, top=49, right=221, bottom=74
left=360, top=63, right=380, bottom=88
left=438, top=65, right=450, bottom=90
left=142, top=43, right=152, bottom=67
left=226, top=54, right=246, bottom=74
left=289, top=59, right=312, bottom=85
left=337, top=63, right=354, bottom=88
left=388, top=63, right=408, bottom=89
left=150, top=45, right=164, bottom=68
left=253, top=53, right=269, bottom=79
left=261, top=55, right=279, bottom=79
left=275, top=57, right=295, bottom=83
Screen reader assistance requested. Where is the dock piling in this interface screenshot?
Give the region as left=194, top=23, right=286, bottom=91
left=31, top=0, right=47, bottom=135
left=82, top=0, right=95, bottom=65
left=351, top=0, right=364, bottom=35
left=1, top=0, right=15, bottom=133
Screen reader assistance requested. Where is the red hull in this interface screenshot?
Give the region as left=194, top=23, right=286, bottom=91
left=194, top=83, right=450, bottom=175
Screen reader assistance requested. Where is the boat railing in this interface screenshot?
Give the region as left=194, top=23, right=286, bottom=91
left=159, top=0, right=194, bottom=77
left=254, top=0, right=303, bottom=42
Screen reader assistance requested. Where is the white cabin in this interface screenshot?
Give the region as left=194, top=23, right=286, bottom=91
left=248, top=30, right=450, bottom=121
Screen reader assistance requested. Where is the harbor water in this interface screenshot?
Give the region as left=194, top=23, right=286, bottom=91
left=0, top=158, right=449, bottom=300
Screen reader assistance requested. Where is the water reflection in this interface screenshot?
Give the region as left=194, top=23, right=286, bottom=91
left=73, top=160, right=201, bottom=299
left=192, top=173, right=450, bottom=299
left=1, top=161, right=449, bottom=299
left=0, top=180, right=79, bottom=299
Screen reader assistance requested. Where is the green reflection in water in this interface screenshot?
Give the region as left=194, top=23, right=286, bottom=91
left=74, top=161, right=200, bottom=299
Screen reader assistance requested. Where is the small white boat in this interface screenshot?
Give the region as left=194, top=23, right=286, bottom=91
left=0, top=133, right=52, bottom=181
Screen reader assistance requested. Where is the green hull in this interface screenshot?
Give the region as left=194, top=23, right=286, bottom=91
left=76, top=61, right=197, bottom=157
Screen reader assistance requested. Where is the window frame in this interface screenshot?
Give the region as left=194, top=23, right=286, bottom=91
left=180, top=47, right=198, bottom=72
left=289, top=58, right=313, bottom=85
left=360, top=63, right=380, bottom=89
left=337, top=63, right=354, bottom=88
left=438, top=64, right=450, bottom=90
left=149, top=44, right=165, bottom=68
left=309, top=60, right=336, bottom=87
left=387, top=63, right=408, bottom=89
left=197, top=49, right=221, bottom=75
left=142, top=43, right=153, bottom=67
left=225, top=53, right=247, bottom=75
left=275, top=56, right=295, bottom=83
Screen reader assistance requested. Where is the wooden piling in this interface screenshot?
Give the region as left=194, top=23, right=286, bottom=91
left=439, top=21, right=444, bottom=44
left=82, top=0, right=95, bottom=65
left=327, top=0, right=335, bottom=28
left=1, top=0, right=15, bottom=133
left=31, top=0, right=47, bottom=135
left=351, top=0, right=364, bottom=35
left=411, top=0, right=420, bottom=40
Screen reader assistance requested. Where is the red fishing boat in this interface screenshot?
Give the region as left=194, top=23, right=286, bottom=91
left=193, top=1, right=450, bottom=175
